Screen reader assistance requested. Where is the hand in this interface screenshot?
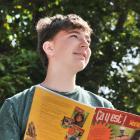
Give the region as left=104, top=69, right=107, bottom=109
left=25, top=122, right=37, bottom=140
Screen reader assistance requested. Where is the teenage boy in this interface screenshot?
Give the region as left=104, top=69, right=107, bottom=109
left=0, top=14, right=114, bottom=140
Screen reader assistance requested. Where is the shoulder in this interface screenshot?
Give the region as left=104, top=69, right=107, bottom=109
left=76, top=86, right=114, bottom=108
left=0, top=85, right=37, bottom=139
left=3, top=85, right=37, bottom=125
left=7, top=85, right=36, bottom=106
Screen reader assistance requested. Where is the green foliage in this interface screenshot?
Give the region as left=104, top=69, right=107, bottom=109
left=0, top=0, right=140, bottom=114
left=0, top=48, right=44, bottom=106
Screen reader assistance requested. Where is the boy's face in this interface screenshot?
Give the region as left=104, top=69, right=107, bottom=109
left=50, top=29, right=91, bottom=72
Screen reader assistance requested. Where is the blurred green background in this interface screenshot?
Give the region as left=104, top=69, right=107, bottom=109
left=0, top=0, right=140, bottom=114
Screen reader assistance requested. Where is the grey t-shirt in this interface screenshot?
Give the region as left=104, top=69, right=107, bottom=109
left=0, top=85, right=114, bottom=140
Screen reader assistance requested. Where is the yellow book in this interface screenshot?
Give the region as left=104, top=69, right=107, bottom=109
left=24, top=86, right=140, bottom=140
left=24, top=86, right=95, bottom=140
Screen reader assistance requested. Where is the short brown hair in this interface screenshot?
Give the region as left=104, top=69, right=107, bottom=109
left=36, top=14, right=93, bottom=68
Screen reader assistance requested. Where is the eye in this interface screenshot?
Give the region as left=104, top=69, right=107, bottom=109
left=70, top=34, right=78, bottom=39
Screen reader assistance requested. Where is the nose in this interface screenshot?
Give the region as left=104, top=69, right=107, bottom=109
left=80, top=38, right=90, bottom=48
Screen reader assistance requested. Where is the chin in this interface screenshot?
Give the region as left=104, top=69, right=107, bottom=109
left=72, top=59, right=89, bottom=73
left=75, top=63, right=87, bottom=72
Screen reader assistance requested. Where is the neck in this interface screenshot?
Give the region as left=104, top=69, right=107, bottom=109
left=41, top=64, right=77, bottom=92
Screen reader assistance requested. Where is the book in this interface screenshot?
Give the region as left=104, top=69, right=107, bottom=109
left=24, top=85, right=140, bottom=140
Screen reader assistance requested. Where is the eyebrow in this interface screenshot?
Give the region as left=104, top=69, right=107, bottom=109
left=67, top=30, right=91, bottom=42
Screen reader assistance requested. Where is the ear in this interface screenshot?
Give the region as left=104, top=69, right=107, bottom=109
left=42, top=41, right=54, bottom=57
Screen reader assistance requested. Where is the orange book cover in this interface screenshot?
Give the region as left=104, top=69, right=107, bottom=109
left=24, top=85, right=140, bottom=140
left=88, top=108, right=140, bottom=140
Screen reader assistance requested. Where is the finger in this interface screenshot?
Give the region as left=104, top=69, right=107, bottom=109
left=30, top=122, right=34, bottom=137
left=32, top=123, right=36, bottom=136
left=27, top=123, right=32, bottom=136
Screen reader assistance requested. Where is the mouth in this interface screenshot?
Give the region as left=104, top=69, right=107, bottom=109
left=73, top=52, right=86, bottom=59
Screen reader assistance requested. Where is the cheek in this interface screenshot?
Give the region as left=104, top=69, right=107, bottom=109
left=87, top=48, right=91, bottom=59
left=56, top=40, right=79, bottom=55
left=64, top=38, right=80, bottom=48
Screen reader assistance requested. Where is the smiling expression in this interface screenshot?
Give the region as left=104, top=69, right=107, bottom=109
left=47, top=29, right=91, bottom=72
